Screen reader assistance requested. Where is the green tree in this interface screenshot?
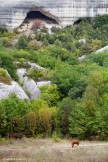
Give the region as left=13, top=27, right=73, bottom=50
left=0, top=94, right=29, bottom=136
left=52, top=63, right=79, bottom=96
left=93, top=14, right=108, bottom=28
left=38, top=108, right=52, bottom=136
left=17, top=35, right=27, bottom=49
left=0, top=53, right=18, bottom=81
left=58, top=97, right=74, bottom=135
left=26, top=111, right=38, bottom=136
left=40, top=84, right=61, bottom=106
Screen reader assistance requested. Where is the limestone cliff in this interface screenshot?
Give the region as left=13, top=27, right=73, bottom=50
left=0, top=0, right=108, bottom=30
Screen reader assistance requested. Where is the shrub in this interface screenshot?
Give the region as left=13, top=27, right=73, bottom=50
left=40, top=84, right=61, bottom=106
left=48, top=35, right=55, bottom=44
left=0, top=53, right=18, bottom=81
left=41, top=27, right=48, bottom=33
left=52, top=131, right=62, bottom=142
left=93, top=14, right=108, bottom=28
left=0, top=68, right=12, bottom=85
left=27, top=40, right=41, bottom=50
left=32, top=19, right=44, bottom=30
left=42, top=38, right=49, bottom=46
left=27, top=68, right=48, bottom=81
left=17, top=35, right=28, bottom=49
left=51, top=26, right=61, bottom=33
left=0, top=37, right=9, bottom=46
left=0, top=27, right=8, bottom=34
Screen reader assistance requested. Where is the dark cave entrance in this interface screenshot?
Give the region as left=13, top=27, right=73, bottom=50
left=74, top=19, right=82, bottom=25
left=24, top=11, right=58, bottom=24
left=74, top=18, right=92, bottom=25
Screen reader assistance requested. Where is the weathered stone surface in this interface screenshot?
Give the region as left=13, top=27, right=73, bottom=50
left=0, top=81, right=29, bottom=100
left=95, top=45, right=108, bottom=54
left=23, top=78, right=41, bottom=99
left=78, top=55, right=87, bottom=61
left=36, top=81, right=51, bottom=87
left=28, top=62, right=45, bottom=70
left=17, top=68, right=41, bottom=99
left=17, top=67, right=51, bottom=99
left=0, top=0, right=108, bottom=30
left=17, top=68, right=27, bottom=83
left=78, top=38, right=86, bottom=44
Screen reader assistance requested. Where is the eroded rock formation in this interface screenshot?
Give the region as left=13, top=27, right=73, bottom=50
left=16, top=62, right=51, bottom=99
left=0, top=81, right=29, bottom=100
left=0, top=0, right=108, bottom=30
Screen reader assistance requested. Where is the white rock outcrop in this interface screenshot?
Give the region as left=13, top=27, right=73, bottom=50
left=95, top=45, right=108, bottom=54
left=23, top=79, right=41, bottom=99
left=0, top=81, right=29, bottom=100
left=27, top=62, right=45, bottom=70
left=36, top=81, right=51, bottom=87
left=0, top=0, right=108, bottom=30
left=17, top=68, right=41, bottom=99
left=17, top=67, right=51, bottom=99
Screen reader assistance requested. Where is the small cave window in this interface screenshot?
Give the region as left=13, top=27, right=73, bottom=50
left=74, top=18, right=91, bottom=25
left=74, top=19, right=82, bottom=25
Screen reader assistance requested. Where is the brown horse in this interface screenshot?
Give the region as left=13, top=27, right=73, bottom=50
left=72, top=140, right=80, bottom=148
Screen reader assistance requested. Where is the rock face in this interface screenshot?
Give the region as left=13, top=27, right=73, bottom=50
left=23, top=79, right=41, bottom=99
left=0, top=81, right=29, bottom=100
left=95, top=45, right=108, bottom=54
left=0, top=0, right=108, bottom=30
left=17, top=68, right=41, bottom=99
left=17, top=67, right=51, bottom=99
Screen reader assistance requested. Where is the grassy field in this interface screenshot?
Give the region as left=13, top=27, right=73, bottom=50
left=0, top=138, right=108, bottom=162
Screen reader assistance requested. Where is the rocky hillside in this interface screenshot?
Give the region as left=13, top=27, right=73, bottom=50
left=0, top=61, right=51, bottom=100
left=0, top=15, right=108, bottom=139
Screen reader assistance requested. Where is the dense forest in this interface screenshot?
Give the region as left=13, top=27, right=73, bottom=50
left=0, top=15, right=108, bottom=140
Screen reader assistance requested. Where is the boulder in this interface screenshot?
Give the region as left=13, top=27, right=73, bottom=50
left=23, top=78, right=41, bottom=99
left=17, top=67, right=51, bottom=99
left=17, top=68, right=27, bottom=83
left=0, top=81, right=29, bottom=100
left=28, top=62, right=45, bottom=70
left=78, top=38, right=86, bottom=44
left=36, top=81, right=51, bottom=87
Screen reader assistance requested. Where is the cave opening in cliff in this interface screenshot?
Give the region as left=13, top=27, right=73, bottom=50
left=22, top=11, right=58, bottom=30
left=74, top=18, right=91, bottom=25
left=74, top=19, right=82, bottom=25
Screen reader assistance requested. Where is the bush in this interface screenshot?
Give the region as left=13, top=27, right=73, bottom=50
left=27, top=40, right=41, bottom=50
left=48, top=35, right=55, bottom=44
left=32, top=19, right=44, bottom=30
left=17, top=35, right=28, bottom=49
left=0, top=37, right=9, bottom=46
left=0, top=27, right=8, bottom=34
left=52, top=131, right=62, bottom=142
left=0, top=53, right=18, bottom=81
left=51, top=26, right=61, bottom=33
left=42, top=38, right=49, bottom=46
left=93, top=14, right=108, bottom=28
left=27, top=68, right=48, bottom=81
left=40, top=84, right=61, bottom=106
left=0, top=68, right=12, bottom=85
